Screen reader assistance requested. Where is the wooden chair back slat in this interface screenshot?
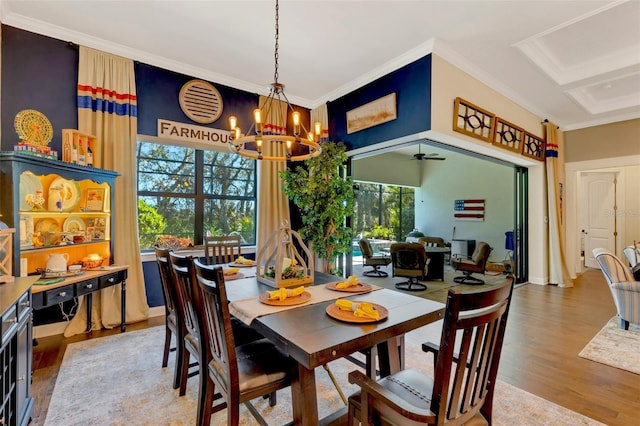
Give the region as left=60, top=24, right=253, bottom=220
left=204, top=235, right=242, bottom=265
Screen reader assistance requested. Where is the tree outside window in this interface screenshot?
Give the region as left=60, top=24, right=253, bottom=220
left=136, top=139, right=256, bottom=250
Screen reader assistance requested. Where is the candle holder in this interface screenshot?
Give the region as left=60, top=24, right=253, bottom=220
left=256, top=221, right=314, bottom=288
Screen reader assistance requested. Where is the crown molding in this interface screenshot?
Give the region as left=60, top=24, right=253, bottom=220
left=311, top=38, right=436, bottom=108
left=562, top=111, right=640, bottom=132
left=0, top=10, right=274, bottom=99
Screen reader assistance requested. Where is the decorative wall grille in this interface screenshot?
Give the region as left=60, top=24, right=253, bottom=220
left=452, top=97, right=495, bottom=143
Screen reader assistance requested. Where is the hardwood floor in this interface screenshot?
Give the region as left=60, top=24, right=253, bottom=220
left=31, top=268, right=639, bottom=425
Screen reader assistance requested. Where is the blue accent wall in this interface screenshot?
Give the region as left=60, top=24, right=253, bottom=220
left=1, top=25, right=434, bottom=312
left=135, top=63, right=258, bottom=136
left=1, top=26, right=78, bottom=152
left=328, top=55, right=432, bottom=150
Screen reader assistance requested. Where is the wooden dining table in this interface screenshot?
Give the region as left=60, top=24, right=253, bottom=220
left=224, top=270, right=445, bottom=425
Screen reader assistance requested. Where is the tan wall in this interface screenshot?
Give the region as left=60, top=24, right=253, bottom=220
left=564, top=119, right=640, bottom=162
left=430, top=54, right=548, bottom=284
left=431, top=54, right=544, bottom=141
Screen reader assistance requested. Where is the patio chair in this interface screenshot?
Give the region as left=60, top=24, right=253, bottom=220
left=451, top=241, right=492, bottom=284
left=347, top=278, right=514, bottom=425
left=359, top=238, right=392, bottom=277
left=390, top=242, right=429, bottom=291
left=593, top=248, right=640, bottom=330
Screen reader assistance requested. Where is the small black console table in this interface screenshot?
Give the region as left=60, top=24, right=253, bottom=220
left=31, top=265, right=128, bottom=332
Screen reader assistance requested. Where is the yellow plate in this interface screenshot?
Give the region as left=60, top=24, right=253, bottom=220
left=259, top=291, right=311, bottom=306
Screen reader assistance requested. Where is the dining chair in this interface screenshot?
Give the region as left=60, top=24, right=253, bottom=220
left=204, top=234, right=242, bottom=265
left=347, top=277, right=514, bottom=426
left=168, top=252, right=206, bottom=396
left=169, top=252, right=268, bottom=398
left=193, top=258, right=295, bottom=425
left=154, top=247, right=187, bottom=390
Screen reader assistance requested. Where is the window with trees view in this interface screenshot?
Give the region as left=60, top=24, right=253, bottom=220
left=353, top=183, right=415, bottom=241
left=136, top=139, right=256, bottom=251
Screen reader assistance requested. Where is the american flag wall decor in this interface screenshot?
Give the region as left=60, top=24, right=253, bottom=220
left=454, top=199, right=485, bottom=221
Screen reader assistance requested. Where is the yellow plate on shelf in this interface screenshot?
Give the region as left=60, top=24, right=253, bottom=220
left=35, top=218, right=59, bottom=234
left=48, top=177, right=80, bottom=211
left=63, top=216, right=85, bottom=233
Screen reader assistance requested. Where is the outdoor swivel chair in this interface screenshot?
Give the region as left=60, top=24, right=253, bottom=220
left=390, top=242, right=429, bottom=291
left=359, top=238, right=392, bottom=277
left=452, top=241, right=492, bottom=285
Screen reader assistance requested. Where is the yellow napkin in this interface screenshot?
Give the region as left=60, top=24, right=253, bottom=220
left=223, top=267, right=240, bottom=275
left=267, top=286, right=305, bottom=301
left=336, top=275, right=359, bottom=289
left=335, top=299, right=380, bottom=320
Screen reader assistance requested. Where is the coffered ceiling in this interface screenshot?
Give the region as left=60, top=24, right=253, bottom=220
left=1, top=0, right=639, bottom=131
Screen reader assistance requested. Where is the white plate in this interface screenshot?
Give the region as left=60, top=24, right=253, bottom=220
left=48, top=177, right=80, bottom=211
left=19, top=171, right=44, bottom=211
left=63, top=216, right=85, bottom=233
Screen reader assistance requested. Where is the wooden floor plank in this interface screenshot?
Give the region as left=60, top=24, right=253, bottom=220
left=31, top=269, right=639, bottom=425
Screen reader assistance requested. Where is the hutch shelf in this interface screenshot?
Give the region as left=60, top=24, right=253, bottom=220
left=0, top=152, right=119, bottom=277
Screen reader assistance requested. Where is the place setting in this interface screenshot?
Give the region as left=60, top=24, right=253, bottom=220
left=222, top=266, right=244, bottom=281
left=325, top=298, right=388, bottom=323
left=229, top=255, right=256, bottom=268
left=325, top=275, right=373, bottom=293
left=259, top=286, right=311, bottom=306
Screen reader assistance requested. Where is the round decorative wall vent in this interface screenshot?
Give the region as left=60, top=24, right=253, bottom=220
left=179, top=80, right=223, bottom=124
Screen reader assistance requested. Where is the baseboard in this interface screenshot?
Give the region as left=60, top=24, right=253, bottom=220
left=34, top=322, right=69, bottom=339
left=148, top=306, right=165, bottom=318
left=34, top=305, right=166, bottom=339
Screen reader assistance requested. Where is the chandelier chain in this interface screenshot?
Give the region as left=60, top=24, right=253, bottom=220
left=273, top=0, right=279, bottom=85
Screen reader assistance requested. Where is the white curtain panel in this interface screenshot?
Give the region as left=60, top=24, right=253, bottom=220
left=65, top=46, right=149, bottom=336
left=544, top=122, right=573, bottom=287
left=256, top=95, right=291, bottom=253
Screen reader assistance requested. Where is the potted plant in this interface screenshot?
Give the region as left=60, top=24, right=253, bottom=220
left=280, top=142, right=354, bottom=275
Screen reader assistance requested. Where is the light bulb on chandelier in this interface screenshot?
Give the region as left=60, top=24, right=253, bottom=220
left=228, top=0, right=322, bottom=161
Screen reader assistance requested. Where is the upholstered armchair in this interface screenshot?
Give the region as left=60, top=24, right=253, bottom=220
left=358, top=238, right=392, bottom=277
left=451, top=241, right=492, bottom=284
left=593, top=248, right=640, bottom=330
left=623, top=246, right=639, bottom=267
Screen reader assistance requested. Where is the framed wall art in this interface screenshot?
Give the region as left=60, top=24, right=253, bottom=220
left=346, top=93, right=397, bottom=134
left=84, top=188, right=105, bottom=211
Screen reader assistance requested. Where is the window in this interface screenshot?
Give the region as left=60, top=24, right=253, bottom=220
left=354, top=182, right=415, bottom=241
left=136, top=138, right=256, bottom=250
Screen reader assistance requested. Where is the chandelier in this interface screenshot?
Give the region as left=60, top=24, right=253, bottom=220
left=228, top=0, right=322, bottom=161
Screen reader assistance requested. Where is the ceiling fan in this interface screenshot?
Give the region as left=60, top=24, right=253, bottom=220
left=412, top=146, right=446, bottom=161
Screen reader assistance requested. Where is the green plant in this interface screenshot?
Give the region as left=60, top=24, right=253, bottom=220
left=365, top=225, right=394, bottom=240
left=280, top=142, right=355, bottom=274
left=137, top=199, right=166, bottom=249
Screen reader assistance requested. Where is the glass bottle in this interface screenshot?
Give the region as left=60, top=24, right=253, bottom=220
left=86, top=139, right=94, bottom=167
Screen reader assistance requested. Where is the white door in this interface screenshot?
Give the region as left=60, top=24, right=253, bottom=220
left=582, top=172, right=616, bottom=268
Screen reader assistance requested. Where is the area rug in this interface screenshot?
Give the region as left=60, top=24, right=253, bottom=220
left=45, top=326, right=604, bottom=425
left=579, top=316, right=640, bottom=375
